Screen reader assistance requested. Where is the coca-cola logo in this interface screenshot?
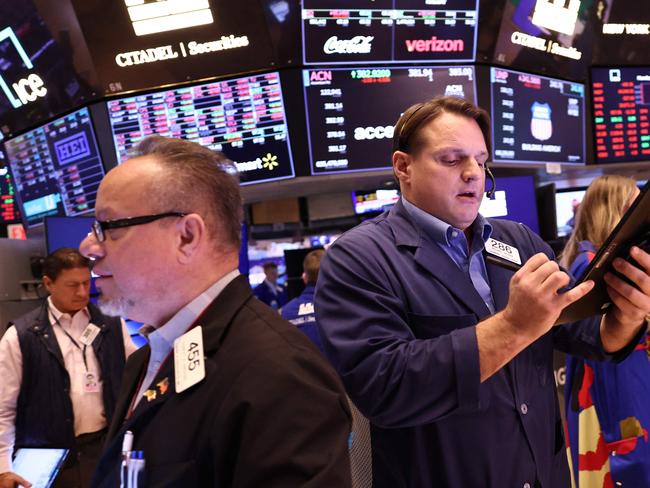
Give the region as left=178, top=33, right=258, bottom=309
left=323, top=36, right=374, bottom=55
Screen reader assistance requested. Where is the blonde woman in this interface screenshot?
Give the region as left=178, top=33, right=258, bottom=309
left=560, top=175, right=650, bottom=487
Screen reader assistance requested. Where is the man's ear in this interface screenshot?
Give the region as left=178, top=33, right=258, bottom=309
left=42, top=275, right=53, bottom=294
left=176, top=214, right=206, bottom=262
left=392, top=150, right=411, bottom=185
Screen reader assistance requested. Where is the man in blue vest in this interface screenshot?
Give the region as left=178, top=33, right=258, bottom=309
left=0, top=248, right=135, bottom=488
left=281, top=249, right=325, bottom=353
left=253, top=262, right=287, bottom=310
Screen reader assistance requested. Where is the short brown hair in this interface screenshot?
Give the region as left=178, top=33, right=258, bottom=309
left=130, top=136, right=242, bottom=252
left=43, top=248, right=91, bottom=281
left=303, top=249, right=324, bottom=284
left=392, top=96, right=492, bottom=157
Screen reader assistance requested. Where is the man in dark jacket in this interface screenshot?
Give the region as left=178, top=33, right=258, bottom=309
left=281, top=249, right=326, bottom=353
left=80, top=136, right=352, bottom=487
left=0, top=248, right=135, bottom=488
left=314, top=96, right=650, bottom=487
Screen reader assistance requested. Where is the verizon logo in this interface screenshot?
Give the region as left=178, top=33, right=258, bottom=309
left=323, top=36, right=373, bottom=54
left=405, top=37, right=464, bottom=53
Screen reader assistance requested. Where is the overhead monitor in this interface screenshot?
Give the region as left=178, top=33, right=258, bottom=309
left=488, top=0, right=597, bottom=81
left=4, top=107, right=104, bottom=228
left=71, top=0, right=292, bottom=95
left=303, top=65, right=476, bottom=174
left=106, top=71, right=295, bottom=185
left=302, top=0, right=478, bottom=64
left=478, top=175, right=540, bottom=233
left=490, top=67, right=586, bottom=165
left=0, top=166, right=20, bottom=224
left=591, top=66, right=650, bottom=163
left=0, top=0, right=95, bottom=136
left=595, top=1, right=650, bottom=65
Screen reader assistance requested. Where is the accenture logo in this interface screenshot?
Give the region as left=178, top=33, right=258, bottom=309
left=323, top=36, right=373, bottom=55
left=354, top=126, right=394, bottom=141
left=405, top=37, right=464, bottom=53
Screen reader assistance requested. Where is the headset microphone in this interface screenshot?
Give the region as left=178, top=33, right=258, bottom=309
left=485, top=165, right=496, bottom=200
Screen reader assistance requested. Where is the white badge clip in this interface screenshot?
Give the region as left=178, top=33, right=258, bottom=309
left=79, top=324, right=101, bottom=346
left=485, top=238, right=522, bottom=265
left=174, top=326, right=206, bottom=393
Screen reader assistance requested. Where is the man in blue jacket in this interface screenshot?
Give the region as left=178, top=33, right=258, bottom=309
left=314, top=96, right=650, bottom=487
left=281, top=249, right=325, bottom=353
left=253, top=262, right=287, bottom=310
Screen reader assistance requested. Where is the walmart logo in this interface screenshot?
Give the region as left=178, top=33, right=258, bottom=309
left=234, top=153, right=280, bottom=173
left=262, top=153, right=278, bottom=170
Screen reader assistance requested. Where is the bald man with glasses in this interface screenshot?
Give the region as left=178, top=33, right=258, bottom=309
left=80, top=136, right=352, bottom=487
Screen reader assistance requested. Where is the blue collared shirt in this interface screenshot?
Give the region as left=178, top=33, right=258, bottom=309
left=402, top=197, right=496, bottom=314
left=134, top=269, right=240, bottom=406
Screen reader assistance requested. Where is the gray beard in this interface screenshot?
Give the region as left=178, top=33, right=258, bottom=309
left=97, top=295, right=134, bottom=319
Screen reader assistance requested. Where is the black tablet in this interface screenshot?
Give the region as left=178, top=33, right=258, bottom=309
left=556, top=180, right=650, bottom=325
left=12, top=448, right=68, bottom=488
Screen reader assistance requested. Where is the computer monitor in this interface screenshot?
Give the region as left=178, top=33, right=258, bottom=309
left=0, top=166, right=20, bottom=224
left=4, top=107, right=104, bottom=228
left=106, top=71, right=295, bottom=185
left=490, top=66, right=585, bottom=165
left=555, top=187, right=586, bottom=237
left=352, top=188, right=399, bottom=215
left=44, top=216, right=94, bottom=254
left=478, top=175, right=540, bottom=233
left=303, top=65, right=476, bottom=174
left=591, top=66, right=650, bottom=163
left=301, top=1, right=479, bottom=64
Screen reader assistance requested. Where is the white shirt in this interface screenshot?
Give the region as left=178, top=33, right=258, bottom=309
left=0, top=298, right=136, bottom=473
left=133, top=270, right=240, bottom=410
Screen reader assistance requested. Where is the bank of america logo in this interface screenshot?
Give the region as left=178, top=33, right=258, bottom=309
left=124, top=0, right=214, bottom=37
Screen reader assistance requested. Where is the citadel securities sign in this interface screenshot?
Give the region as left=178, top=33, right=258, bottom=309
left=115, top=34, right=250, bottom=67
left=0, top=27, right=47, bottom=109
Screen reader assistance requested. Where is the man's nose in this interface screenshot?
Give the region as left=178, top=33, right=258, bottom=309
left=80, top=232, right=104, bottom=259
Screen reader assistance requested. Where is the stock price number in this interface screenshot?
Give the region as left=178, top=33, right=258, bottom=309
left=351, top=69, right=392, bottom=80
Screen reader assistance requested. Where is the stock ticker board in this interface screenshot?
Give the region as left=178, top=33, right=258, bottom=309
left=303, top=65, right=476, bottom=174
left=592, top=66, right=650, bottom=164
left=302, top=0, right=478, bottom=64
left=106, top=72, right=295, bottom=185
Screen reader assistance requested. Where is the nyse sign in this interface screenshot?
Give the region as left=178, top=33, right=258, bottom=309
left=0, top=27, right=48, bottom=109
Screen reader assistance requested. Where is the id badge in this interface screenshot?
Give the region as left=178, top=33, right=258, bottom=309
left=83, top=371, right=100, bottom=393
left=79, top=324, right=101, bottom=346
left=174, top=326, right=206, bottom=393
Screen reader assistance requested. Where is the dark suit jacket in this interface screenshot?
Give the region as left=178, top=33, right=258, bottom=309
left=315, top=199, right=636, bottom=488
left=92, top=275, right=352, bottom=487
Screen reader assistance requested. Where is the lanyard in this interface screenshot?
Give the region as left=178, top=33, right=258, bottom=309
left=49, top=308, right=90, bottom=372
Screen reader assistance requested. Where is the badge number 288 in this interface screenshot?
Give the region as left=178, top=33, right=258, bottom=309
left=174, top=326, right=206, bottom=393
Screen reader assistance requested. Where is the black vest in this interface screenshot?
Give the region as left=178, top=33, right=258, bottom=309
left=12, top=301, right=126, bottom=449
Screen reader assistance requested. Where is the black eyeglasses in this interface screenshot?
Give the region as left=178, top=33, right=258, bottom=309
left=91, top=212, right=188, bottom=242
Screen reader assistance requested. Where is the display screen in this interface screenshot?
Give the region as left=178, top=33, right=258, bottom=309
left=591, top=66, right=650, bottom=163
left=478, top=175, right=540, bottom=233
left=4, top=107, right=104, bottom=228
left=303, top=65, right=476, bottom=174
left=302, top=0, right=478, bottom=64
left=71, top=0, right=289, bottom=95
left=488, top=0, right=598, bottom=81
left=0, top=166, right=20, bottom=224
left=107, top=71, right=294, bottom=185
left=353, top=188, right=399, bottom=214
left=555, top=188, right=586, bottom=237
left=0, top=0, right=96, bottom=136
left=490, top=67, right=585, bottom=165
